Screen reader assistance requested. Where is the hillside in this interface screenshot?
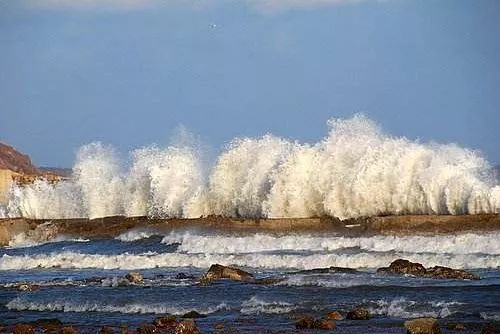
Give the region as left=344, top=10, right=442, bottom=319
left=0, top=142, right=39, bottom=175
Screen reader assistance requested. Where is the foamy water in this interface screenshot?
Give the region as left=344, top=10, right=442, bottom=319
left=3, top=115, right=500, bottom=220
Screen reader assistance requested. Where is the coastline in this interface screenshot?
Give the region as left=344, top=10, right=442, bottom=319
left=1, top=213, right=500, bottom=246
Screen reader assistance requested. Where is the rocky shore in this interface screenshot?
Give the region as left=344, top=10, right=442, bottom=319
left=2, top=213, right=500, bottom=247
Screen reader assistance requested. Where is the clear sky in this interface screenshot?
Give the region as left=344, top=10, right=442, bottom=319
left=1, top=0, right=499, bottom=167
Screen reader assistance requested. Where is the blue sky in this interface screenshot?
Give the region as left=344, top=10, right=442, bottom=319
left=1, top=0, right=499, bottom=167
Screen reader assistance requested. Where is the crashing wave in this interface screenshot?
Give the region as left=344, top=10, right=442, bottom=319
left=4, top=115, right=499, bottom=220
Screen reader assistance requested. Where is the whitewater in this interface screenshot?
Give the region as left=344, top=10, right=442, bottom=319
left=2, top=114, right=499, bottom=220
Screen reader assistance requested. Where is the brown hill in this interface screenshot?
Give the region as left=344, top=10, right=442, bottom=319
left=0, top=142, right=40, bottom=175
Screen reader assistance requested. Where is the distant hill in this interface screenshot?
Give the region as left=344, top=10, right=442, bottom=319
left=0, top=142, right=40, bottom=175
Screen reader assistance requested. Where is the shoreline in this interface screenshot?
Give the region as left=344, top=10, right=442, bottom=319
left=1, top=213, right=500, bottom=246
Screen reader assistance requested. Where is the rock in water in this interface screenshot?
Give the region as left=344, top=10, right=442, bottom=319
left=137, top=324, right=157, bottom=334
left=200, top=264, right=254, bottom=283
left=153, top=315, right=178, bottom=332
left=295, top=315, right=316, bottom=329
left=13, top=324, right=35, bottom=334
left=377, top=259, right=427, bottom=276
left=313, top=319, right=336, bottom=330
left=326, top=311, right=344, bottom=320
left=33, top=318, right=63, bottom=332
left=346, top=307, right=370, bottom=320
left=61, top=326, right=79, bottom=334
left=182, top=311, right=206, bottom=319
left=425, top=266, right=479, bottom=280
left=100, top=326, right=115, bottom=333
left=175, top=320, right=199, bottom=334
left=377, top=259, right=479, bottom=280
left=125, top=272, right=144, bottom=284
left=404, top=318, right=441, bottom=334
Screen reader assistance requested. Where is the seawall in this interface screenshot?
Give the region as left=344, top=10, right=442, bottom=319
left=2, top=213, right=500, bottom=247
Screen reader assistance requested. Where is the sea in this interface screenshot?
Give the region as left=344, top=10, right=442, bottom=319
left=1, top=228, right=500, bottom=333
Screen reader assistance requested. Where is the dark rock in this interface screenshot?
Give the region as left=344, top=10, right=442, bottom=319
left=213, top=322, right=225, bottom=330
left=13, top=324, right=35, bottom=334
left=377, top=259, right=479, bottom=280
left=137, top=324, right=157, bottom=334
left=482, top=323, right=500, bottom=334
left=404, top=318, right=441, bottom=334
left=313, top=318, right=336, bottom=330
left=295, top=315, right=315, bottom=329
left=200, top=264, right=254, bottom=284
left=447, top=323, right=466, bottom=331
left=253, top=277, right=284, bottom=285
left=377, top=259, right=426, bottom=277
left=175, top=273, right=195, bottom=280
left=153, top=315, right=178, bottom=332
left=175, top=320, right=199, bottom=334
left=125, top=271, right=143, bottom=284
left=182, top=310, right=206, bottom=319
left=100, top=326, right=115, bottom=333
left=426, top=266, right=479, bottom=280
left=326, top=311, right=344, bottom=320
left=61, top=326, right=79, bottom=334
left=33, top=318, right=63, bottom=332
left=346, top=307, right=370, bottom=320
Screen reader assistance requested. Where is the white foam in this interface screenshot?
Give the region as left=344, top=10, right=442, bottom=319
left=161, top=231, right=500, bottom=255
left=0, top=250, right=497, bottom=270
left=240, top=296, right=295, bottom=315
left=365, top=298, right=462, bottom=319
left=6, top=297, right=229, bottom=315
left=4, top=115, right=499, bottom=220
left=116, top=228, right=159, bottom=242
left=480, top=312, right=500, bottom=321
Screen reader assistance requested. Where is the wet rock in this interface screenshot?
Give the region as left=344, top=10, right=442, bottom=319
left=33, top=318, right=63, bottom=332
left=426, top=266, right=479, bottom=280
left=377, top=259, right=479, bottom=280
left=182, top=310, right=206, bottom=319
left=447, top=323, right=466, bottom=331
left=295, top=315, right=316, bottom=329
left=482, top=323, right=500, bottom=333
left=61, top=326, right=79, bottom=334
left=253, top=277, right=284, bottom=285
left=404, top=318, right=441, bottom=334
left=326, top=311, right=344, bottom=320
left=17, top=283, right=39, bottom=292
left=176, top=273, right=196, bottom=280
left=377, top=259, right=427, bottom=277
left=213, top=322, right=225, bottom=331
left=100, top=326, right=115, bottom=333
left=153, top=315, right=178, bottom=332
left=13, top=324, right=35, bottom=334
left=137, top=324, right=158, bottom=334
left=346, top=307, right=370, bottom=320
left=125, top=271, right=143, bottom=284
left=200, top=264, right=254, bottom=283
left=175, top=320, right=199, bottom=334
left=313, top=319, right=336, bottom=330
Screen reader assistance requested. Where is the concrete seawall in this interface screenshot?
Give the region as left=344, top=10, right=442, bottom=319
left=2, top=214, right=500, bottom=247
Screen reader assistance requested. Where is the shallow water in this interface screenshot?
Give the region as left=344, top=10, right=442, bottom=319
left=1, top=228, right=500, bottom=333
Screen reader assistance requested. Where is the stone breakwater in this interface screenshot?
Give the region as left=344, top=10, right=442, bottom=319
left=1, top=213, right=500, bottom=246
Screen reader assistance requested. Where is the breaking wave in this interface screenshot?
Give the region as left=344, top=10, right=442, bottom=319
left=161, top=231, right=500, bottom=255
left=365, top=298, right=462, bottom=319
left=4, top=115, right=500, bottom=220
left=1, top=250, right=498, bottom=270
left=6, top=297, right=229, bottom=315
left=240, top=296, right=295, bottom=315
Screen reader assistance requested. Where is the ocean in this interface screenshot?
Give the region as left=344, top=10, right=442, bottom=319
left=1, top=228, right=500, bottom=333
